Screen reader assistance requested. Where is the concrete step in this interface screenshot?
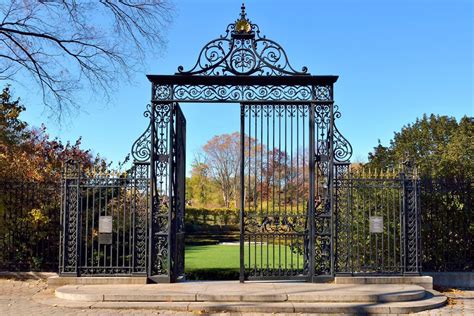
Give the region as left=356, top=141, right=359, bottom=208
left=40, top=290, right=447, bottom=314
left=55, top=282, right=427, bottom=303
left=335, top=275, right=433, bottom=290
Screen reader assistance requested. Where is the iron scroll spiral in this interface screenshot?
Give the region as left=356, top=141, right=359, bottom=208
left=131, top=104, right=153, bottom=162
left=176, top=6, right=308, bottom=77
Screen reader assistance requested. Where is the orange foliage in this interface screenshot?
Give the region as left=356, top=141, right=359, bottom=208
left=0, top=86, right=95, bottom=182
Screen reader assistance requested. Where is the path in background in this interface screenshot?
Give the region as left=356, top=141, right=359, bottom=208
left=0, top=277, right=472, bottom=315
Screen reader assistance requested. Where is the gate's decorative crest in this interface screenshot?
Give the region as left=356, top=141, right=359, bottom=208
left=177, top=3, right=308, bottom=76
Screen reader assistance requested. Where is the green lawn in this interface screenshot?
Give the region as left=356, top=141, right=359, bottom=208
left=185, top=244, right=240, bottom=272
left=185, top=243, right=304, bottom=279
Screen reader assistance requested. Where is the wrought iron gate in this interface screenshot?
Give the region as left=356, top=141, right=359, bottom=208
left=59, top=4, right=421, bottom=282
left=334, top=162, right=421, bottom=275
left=60, top=162, right=150, bottom=275
left=240, top=103, right=311, bottom=280
left=141, top=102, right=186, bottom=283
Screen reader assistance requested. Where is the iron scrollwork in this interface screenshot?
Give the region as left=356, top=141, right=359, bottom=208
left=153, top=84, right=313, bottom=103
left=131, top=104, right=153, bottom=162
left=403, top=161, right=421, bottom=274
left=132, top=163, right=150, bottom=274
left=314, top=104, right=352, bottom=164
left=177, top=4, right=308, bottom=76
left=62, top=172, right=79, bottom=273
left=151, top=103, right=172, bottom=276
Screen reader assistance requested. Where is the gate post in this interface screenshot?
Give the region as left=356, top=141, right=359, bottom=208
left=148, top=101, right=174, bottom=282
left=146, top=97, right=186, bottom=283
left=402, top=161, right=421, bottom=275
left=59, top=161, right=81, bottom=276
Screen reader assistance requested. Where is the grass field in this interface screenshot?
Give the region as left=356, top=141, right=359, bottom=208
left=185, top=244, right=240, bottom=272
left=185, top=243, right=304, bottom=279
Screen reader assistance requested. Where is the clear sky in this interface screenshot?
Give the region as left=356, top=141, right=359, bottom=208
left=15, top=0, right=473, bottom=171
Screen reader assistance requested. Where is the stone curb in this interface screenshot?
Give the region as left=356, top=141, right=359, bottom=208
left=37, top=295, right=447, bottom=314
left=41, top=288, right=447, bottom=314
left=54, top=284, right=427, bottom=303
left=335, top=276, right=433, bottom=290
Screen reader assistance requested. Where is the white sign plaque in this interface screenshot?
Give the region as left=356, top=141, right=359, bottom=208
left=99, top=216, right=112, bottom=233
left=369, top=216, right=383, bottom=233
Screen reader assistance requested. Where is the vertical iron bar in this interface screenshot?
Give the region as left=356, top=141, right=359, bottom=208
left=148, top=102, right=156, bottom=277
left=75, top=163, right=81, bottom=276
left=240, top=103, right=245, bottom=283
left=400, top=172, right=404, bottom=274
left=308, top=102, right=315, bottom=281
left=85, top=187, right=89, bottom=267
left=168, top=103, right=175, bottom=281
left=60, top=165, right=66, bottom=273
left=260, top=106, right=263, bottom=275
left=122, top=180, right=126, bottom=268
left=329, top=100, right=335, bottom=276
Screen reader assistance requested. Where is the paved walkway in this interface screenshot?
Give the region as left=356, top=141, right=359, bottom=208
left=0, top=277, right=472, bottom=315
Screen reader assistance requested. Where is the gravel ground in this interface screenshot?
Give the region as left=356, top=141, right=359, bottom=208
left=0, top=277, right=472, bottom=315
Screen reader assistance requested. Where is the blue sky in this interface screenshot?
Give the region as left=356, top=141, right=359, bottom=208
left=15, top=0, right=473, bottom=171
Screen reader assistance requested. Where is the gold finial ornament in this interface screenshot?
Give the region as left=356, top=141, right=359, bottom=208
left=235, top=2, right=251, bottom=33
left=236, top=19, right=251, bottom=33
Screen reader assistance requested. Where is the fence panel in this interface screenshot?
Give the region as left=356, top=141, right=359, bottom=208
left=421, top=177, right=473, bottom=272
left=334, top=164, right=422, bottom=275
left=0, top=181, right=60, bottom=271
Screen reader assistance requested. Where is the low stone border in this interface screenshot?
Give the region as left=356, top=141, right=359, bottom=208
left=424, top=272, right=474, bottom=290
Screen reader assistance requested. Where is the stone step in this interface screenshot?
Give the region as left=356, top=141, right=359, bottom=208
left=335, top=275, right=433, bottom=290
left=55, top=282, right=426, bottom=303
left=41, top=290, right=447, bottom=314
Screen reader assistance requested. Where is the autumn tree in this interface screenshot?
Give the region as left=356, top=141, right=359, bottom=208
left=192, top=131, right=311, bottom=209
left=0, top=0, right=173, bottom=117
left=202, top=132, right=241, bottom=208
left=186, top=155, right=214, bottom=207
left=0, top=86, right=95, bottom=181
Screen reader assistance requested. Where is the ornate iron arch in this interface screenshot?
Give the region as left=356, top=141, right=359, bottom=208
left=177, top=3, right=308, bottom=77
left=131, top=3, right=354, bottom=284
left=58, top=4, right=421, bottom=284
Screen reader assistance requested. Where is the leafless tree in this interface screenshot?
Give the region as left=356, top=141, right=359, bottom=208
left=0, top=0, right=173, bottom=119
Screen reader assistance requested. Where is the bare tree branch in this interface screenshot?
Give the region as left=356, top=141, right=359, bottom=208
left=0, top=0, right=173, bottom=120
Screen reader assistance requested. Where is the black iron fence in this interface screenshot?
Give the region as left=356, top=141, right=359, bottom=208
left=0, top=180, right=60, bottom=271
left=421, top=177, right=473, bottom=272
left=0, top=175, right=472, bottom=273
